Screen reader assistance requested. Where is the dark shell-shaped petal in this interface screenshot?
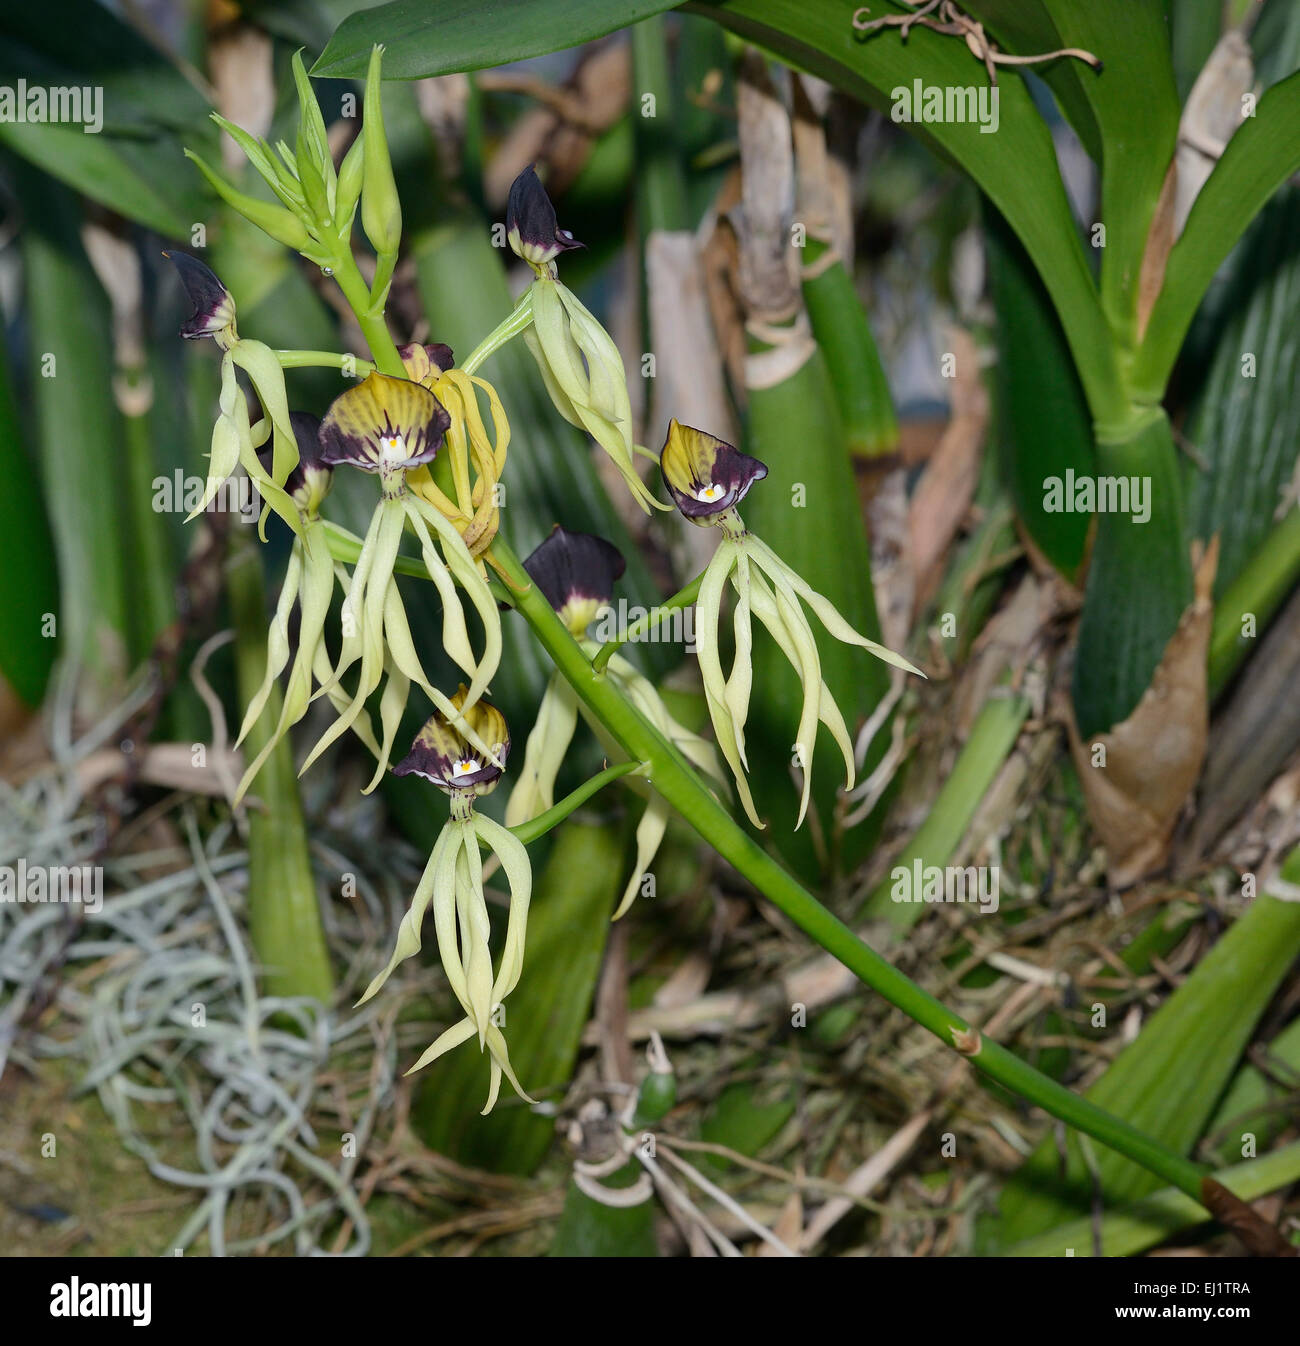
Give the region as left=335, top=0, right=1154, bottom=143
left=164, top=250, right=236, bottom=340
left=506, top=165, right=583, bottom=266
left=660, top=419, right=768, bottom=522
left=397, top=341, right=456, bottom=387
left=393, top=690, right=511, bottom=796
left=523, top=526, right=625, bottom=635
left=319, top=372, right=451, bottom=473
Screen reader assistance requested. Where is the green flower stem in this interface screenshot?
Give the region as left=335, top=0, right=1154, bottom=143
left=488, top=536, right=1208, bottom=1206
left=591, top=573, right=705, bottom=673
left=509, top=760, right=648, bottom=845
left=326, top=248, right=407, bottom=376
left=276, top=349, right=374, bottom=375
left=460, top=289, right=535, bottom=376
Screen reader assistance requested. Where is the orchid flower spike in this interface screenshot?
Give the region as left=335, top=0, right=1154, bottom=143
left=506, top=527, right=727, bottom=918
left=164, top=250, right=304, bottom=539
left=506, top=167, right=666, bottom=516
left=357, top=691, right=533, bottom=1113
left=301, top=371, right=504, bottom=784
left=660, top=420, right=923, bottom=829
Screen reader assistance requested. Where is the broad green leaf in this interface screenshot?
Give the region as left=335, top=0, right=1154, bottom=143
left=313, top=0, right=680, bottom=78
left=986, top=205, right=1096, bottom=580
left=1006, top=1141, right=1300, bottom=1257
left=967, top=1, right=1181, bottom=349
left=1132, top=70, right=1300, bottom=399
left=0, top=332, right=58, bottom=706
left=1184, top=187, right=1300, bottom=598
left=995, top=891, right=1300, bottom=1245
left=0, top=3, right=216, bottom=233
left=19, top=168, right=130, bottom=713
left=1071, top=410, right=1191, bottom=736
left=550, top=1170, right=659, bottom=1256
left=802, top=243, right=897, bottom=457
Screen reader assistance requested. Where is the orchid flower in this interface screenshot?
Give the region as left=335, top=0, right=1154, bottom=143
left=357, top=691, right=532, bottom=1113
left=164, top=250, right=303, bottom=538
left=660, top=420, right=923, bottom=828
left=505, top=527, right=726, bottom=917
left=506, top=167, right=666, bottom=515
left=302, top=370, right=504, bottom=780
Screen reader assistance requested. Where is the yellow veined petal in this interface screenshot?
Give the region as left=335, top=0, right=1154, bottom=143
left=187, top=413, right=241, bottom=522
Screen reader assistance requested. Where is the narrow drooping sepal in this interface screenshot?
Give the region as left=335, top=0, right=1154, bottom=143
left=507, top=165, right=583, bottom=267
left=164, top=250, right=237, bottom=343
left=660, top=419, right=768, bottom=523
left=393, top=688, right=510, bottom=796
left=319, top=372, right=451, bottom=473
left=522, top=525, right=626, bottom=637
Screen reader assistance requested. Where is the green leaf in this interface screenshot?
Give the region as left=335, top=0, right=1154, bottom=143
left=1184, top=186, right=1300, bottom=598
left=995, top=891, right=1300, bottom=1245
left=414, top=821, right=624, bottom=1174
left=0, top=332, right=58, bottom=706
left=801, top=241, right=897, bottom=456
left=550, top=1170, right=659, bottom=1256
left=19, top=168, right=130, bottom=712
left=1005, top=1141, right=1300, bottom=1257
left=0, top=2, right=215, bottom=233
left=986, top=205, right=1096, bottom=580
left=968, top=1, right=1181, bottom=347
left=313, top=0, right=681, bottom=78
left=1132, top=70, right=1300, bottom=400
left=1070, top=409, right=1191, bottom=736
